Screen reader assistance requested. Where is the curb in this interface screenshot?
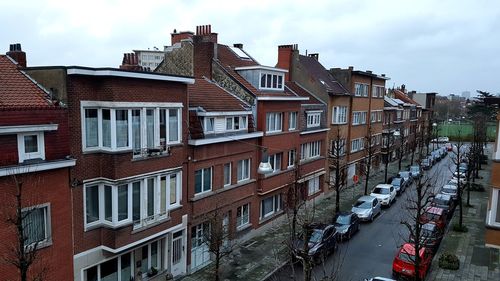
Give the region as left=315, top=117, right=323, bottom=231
left=259, top=260, right=289, bottom=281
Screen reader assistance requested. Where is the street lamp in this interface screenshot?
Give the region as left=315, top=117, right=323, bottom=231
left=257, top=148, right=273, bottom=175
left=432, top=122, right=438, bottom=150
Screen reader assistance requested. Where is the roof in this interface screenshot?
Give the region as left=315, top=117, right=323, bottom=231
left=425, top=206, right=444, bottom=215
left=401, top=243, right=425, bottom=256
left=384, top=96, right=399, bottom=107
left=298, top=55, right=350, bottom=96
left=394, top=89, right=420, bottom=106
left=285, top=82, right=322, bottom=104
left=188, top=77, right=250, bottom=112
left=0, top=55, right=53, bottom=109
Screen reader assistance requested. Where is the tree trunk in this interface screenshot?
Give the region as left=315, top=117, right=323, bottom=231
left=364, top=157, right=371, bottom=195
left=384, top=159, right=389, bottom=183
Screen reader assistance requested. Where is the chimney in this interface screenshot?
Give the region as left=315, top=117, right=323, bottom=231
left=348, top=66, right=354, bottom=71
left=6, top=43, right=27, bottom=68
left=194, top=24, right=218, bottom=43
left=366, top=70, right=372, bottom=74
left=233, top=43, right=243, bottom=49
left=381, top=74, right=386, bottom=77
left=171, top=29, right=194, bottom=45
left=119, top=53, right=150, bottom=72
left=401, top=84, right=406, bottom=92
left=276, top=44, right=298, bottom=81
left=308, top=53, right=319, bottom=60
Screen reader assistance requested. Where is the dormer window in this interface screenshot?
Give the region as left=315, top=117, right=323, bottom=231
left=260, top=72, right=283, bottom=90
left=306, top=111, right=321, bottom=128
left=226, top=116, right=247, bottom=131
left=17, top=132, right=45, bottom=163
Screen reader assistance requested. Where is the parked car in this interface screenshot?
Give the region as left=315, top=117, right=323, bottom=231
left=452, top=172, right=466, bottom=184
left=431, top=150, right=441, bottom=162
left=351, top=195, right=381, bottom=222
left=370, top=184, right=396, bottom=207
left=421, top=158, right=432, bottom=170
left=420, top=206, right=447, bottom=230
left=333, top=211, right=360, bottom=240
left=441, top=184, right=458, bottom=201
left=391, top=177, right=406, bottom=195
left=409, top=165, right=421, bottom=179
left=293, top=223, right=338, bottom=264
left=398, top=171, right=413, bottom=186
left=409, top=222, right=443, bottom=252
left=364, top=278, right=396, bottom=281
left=392, top=243, right=433, bottom=280
left=431, top=193, right=455, bottom=219
left=459, top=163, right=468, bottom=173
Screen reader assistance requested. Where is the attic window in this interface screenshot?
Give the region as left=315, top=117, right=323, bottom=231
left=259, top=72, right=284, bottom=90
left=229, top=47, right=251, bottom=60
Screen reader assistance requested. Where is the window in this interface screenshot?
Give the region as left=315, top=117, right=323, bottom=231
left=288, top=149, right=296, bottom=167
left=372, top=85, right=385, bottom=98
left=260, top=72, right=284, bottom=90
left=22, top=204, right=51, bottom=247
left=195, top=168, right=212, bottom=194
left=352, top=111, right=367, bottom=125
left=332, top=106, right=348, bottom=124
left=82, top=106, right=181, bottom=154
left=224, top=163, right=231, bottom=186
left=487, top=189, right=500, bottom=228
left=308, top=176, right=321, bottom=195
left=17, top=132, right=45, bottom=163
left=237, top=159, right=250, bottom=182
left=351, top=138, right=364, bottom=152
left=202, top=117, right=214, bottom=133
left=306, top=112, right=321, bottom=128
left=300, top=141, right=321, bottom=160
left=236, top=204, right=250, bottom=229
left=226, top=116, right=247, bottom=131
left=289, top=112, right=298, bottom=130
left=84, top=172, right=181, bottom=229
left=330, top=139, right=346, bottom=156
left=269, top=153, right=282, bottom=173
left=354, top=83, right=369, bottom=97
left=266, top=112, right=283, bottom=133
left=260, top=194, right=282, bottom=219
left=370, top=111, right=383, bottom=123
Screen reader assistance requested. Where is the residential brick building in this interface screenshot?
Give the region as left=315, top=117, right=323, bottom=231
left=25, top=65, right=195, bottom=280
left=0, top=46, right=76, bottom=281
left=330, top=67, right=389, bottom=183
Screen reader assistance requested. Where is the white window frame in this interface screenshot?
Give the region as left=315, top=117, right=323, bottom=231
left=81, top=105, right=182, bottom=154
left=288, top=149, right=296, bottom=168
left=332, top=106, right=348, bottom=124
left=306, top=111, right=321, bottom=128
left=289, top=112, right=298, bottom=130
left=266, top=112, right=283, bottom=133
left=352, top=111, right=367, bottom=125
left=17, top=132, right=45, bottom=163
left=260, top=194, right=282, bottom=219
left=269, top=153, right=282, bottom=173
left=237, top=159, right=251, bottom=182
left=308, top=176, right=321, bottom=195
left=83, top=171, right=182, bottom=230
left=223, top=162, right=231, bottom=187
left=351, top=138, right=364, bottom=153
left=236, top=203, right=250, bottom=229
left=372, top=85, right=385, bottom=98
left=203, top=117, right=215, bottom=133
left=195, top=167, right=212, bottom=195
left=354, top=83, right=369, bottom=97
left=487, top=189, right=500, bottom=227
left=259, top=71, right=284, bottom=90
left=22, top=203, right=52, bottom=249
left=331, top=139, right=346, bottom=156
left=300, top=141, right=321, bottom=161
left=225, top=116, right=248, bottom=131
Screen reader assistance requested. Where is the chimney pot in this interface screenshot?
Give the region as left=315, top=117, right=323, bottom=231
left=381, top=74, right=386, bottom=77
left=233, top=43, right=243, bottom=48
left=366, top=70, right=372, bottom=74
left=308, top=53, right=319, bottom=60
left=348, top=66, right=354, bottom=71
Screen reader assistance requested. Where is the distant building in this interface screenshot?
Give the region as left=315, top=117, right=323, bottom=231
left=461, top=91, right=471, bottom=99
left=133, top=48, right=165, bottom=71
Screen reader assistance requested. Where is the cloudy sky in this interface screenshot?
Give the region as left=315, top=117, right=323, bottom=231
left=1, top=0, right=499, bottom=96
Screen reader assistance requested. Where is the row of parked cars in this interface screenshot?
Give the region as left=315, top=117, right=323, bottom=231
left=422, top=146, right=449, bottom=170
left=392, top=151, right=462, bottom=280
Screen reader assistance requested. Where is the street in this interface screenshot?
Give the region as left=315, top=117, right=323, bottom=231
left=267, top=152, right=456, bottom=281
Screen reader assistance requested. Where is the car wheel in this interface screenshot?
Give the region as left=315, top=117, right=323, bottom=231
left=370, top=214, right=374, bottom=222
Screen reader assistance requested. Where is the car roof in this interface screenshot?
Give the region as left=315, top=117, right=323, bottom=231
left=337, top=211, right=353, bottom=216
left=401, top=243, right=426, bottom=256
left=358, top=195, right=376, bottom=202
left=435, top=193, right=451, bottom=200
left=375, top=184, right=392, bottom=188
left=426, top=206, right=444, bottom=215
left=443, top=184, right=457, bottom=190
left=422, top=222, right=437, bottom=231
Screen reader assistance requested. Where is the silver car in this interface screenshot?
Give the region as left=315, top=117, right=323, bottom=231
left=351, top=195, right=381, bottom=222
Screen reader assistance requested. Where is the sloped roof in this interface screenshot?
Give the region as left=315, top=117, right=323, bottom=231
left=298, top=55, right=350, bottom=96
left=0, top=55, right=53, bottom=109
left=285, top=82, right=322, bottom=104
left=394, top=89, right=420, bottom=106
left=189, top=77, right=250, bottom=112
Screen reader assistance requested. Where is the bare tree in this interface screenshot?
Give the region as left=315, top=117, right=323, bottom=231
left=1, top=174, right=47, bottom=281
left=362, top=126, right=378, bottom=195
left=397, top=127, right=407, bottom=171
left=327, top=126, right=348, bottom=214
left=200, top=206, right=238, bottom=281
left=449, top=129, right=467, bottom=230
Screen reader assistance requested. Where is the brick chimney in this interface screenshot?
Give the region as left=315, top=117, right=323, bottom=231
left=192, top=25, right=218, bottom=79
left=308, top=53, right=319, bottom=60
left=276, top=44, right=298, bottom=81
left=193, top=24, right=218, bottom=44
left=7, top=43, right=26, bottom=68
left=171, top=29, right=194, bottom=45
left=119, top=53, right=150, bottom=72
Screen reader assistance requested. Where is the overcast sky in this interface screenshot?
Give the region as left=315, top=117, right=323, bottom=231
left=1, top=0, right=499, bottom=96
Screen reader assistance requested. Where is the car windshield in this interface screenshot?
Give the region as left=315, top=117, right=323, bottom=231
left=424, top=212, right=439, bottom=220
left=400, top=172, right=410, bottom=178
left=442, top=188, right=456, bottom=194
left=373, top=187, right=389, bottom=194
left=398, top=252, right=415, bottom=263
left=421, top=228, right=434, bottom=237
left=391, top=179, right=401, bottom=186
left=410, top=166, right=419, bottom=172
left=433, top=198, right=447, bottom=205
left=354, top=200, right=372, bottom=209
left=336, top=215, right=351, bottom=225
left=309, top=230, right=322, bottom=243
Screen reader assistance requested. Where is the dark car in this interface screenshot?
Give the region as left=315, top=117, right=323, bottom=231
left=421, top=158, right=432, bottom=170
left=391, top=177, right=406, bottom=195
left=333, top=212, right=360, bottom=240
left=431, top=193, right=455, bottom=219
left=293, top=223, right=338, bottom=264
left=398, top=171, right=413, bottom=186
left=409, top=165, right=421, bottom=179
left=409, top=222, right=443, bottom=252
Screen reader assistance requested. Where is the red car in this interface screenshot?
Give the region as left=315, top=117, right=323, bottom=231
left=392, top=243, right=433, bottom=280
left=420, top=206, right=447, bottom=230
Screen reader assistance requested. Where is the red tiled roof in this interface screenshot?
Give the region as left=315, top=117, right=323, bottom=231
left=285, top=82, right=322, bottom=104
left=189, top=77, right=250, bottom=112
left=0, top=55, right=53, bottom=109
left=394, top=89, right=420, bottom=105
left=217, top=45, right=258, bottom=67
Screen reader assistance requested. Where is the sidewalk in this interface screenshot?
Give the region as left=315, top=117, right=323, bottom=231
left=428, top=155, right=500, bottom=281
left=181, top=158, right=411, bottom=281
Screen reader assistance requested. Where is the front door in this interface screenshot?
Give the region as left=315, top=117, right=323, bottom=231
left=170, top=230, right=186, bottom=276
left=190, top=223, right=211, bottom=270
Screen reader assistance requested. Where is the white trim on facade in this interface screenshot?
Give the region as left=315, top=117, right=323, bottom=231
left=188, top=131, right=263, bottom=146
left=80, top=101, right=183, bottom=108
left=0, top=124, right=58, bottom=135
left=256, top=96, right=309, bottom=101
left=300, top=128, right=330, bottom=135
left=67, top=68, right=195, bottom=84
left=234, top=65, right=288, bottom=73
left=0, top=159, right=76, bottom=177
left=196, top=111, right=252, bottom=117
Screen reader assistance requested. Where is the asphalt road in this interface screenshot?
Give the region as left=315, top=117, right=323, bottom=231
left=267, top=152, right=456, bottom=281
